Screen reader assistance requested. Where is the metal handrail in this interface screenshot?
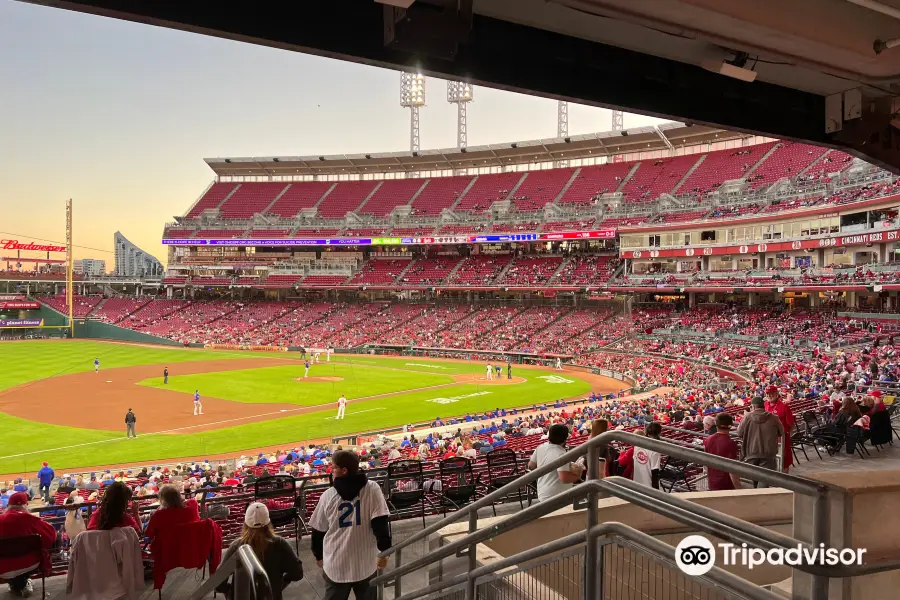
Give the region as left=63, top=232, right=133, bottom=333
left=385, top=520, right=782, bottom=600
left=379, top=431, right=826, bottom=559
left=188, top=545, right=272, bottom=600
left=374, top=431, right=843, bottom=600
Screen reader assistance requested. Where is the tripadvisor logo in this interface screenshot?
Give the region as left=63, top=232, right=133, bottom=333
left=675, top=535, right=866, bottom=577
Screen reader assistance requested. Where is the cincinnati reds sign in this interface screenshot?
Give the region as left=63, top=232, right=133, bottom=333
left=1, top=240, right=67, bottom=252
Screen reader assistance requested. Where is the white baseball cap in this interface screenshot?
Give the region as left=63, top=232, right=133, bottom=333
left=244, top=502, right=270, bottom=528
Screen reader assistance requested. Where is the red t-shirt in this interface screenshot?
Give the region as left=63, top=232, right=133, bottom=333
left=703, top=432, right=739, bottom=491
left=87, top=508, right=143, bottom=538
left=145, top=498, right=201, bottom=540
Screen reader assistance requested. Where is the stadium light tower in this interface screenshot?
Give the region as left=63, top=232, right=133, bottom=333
left=400, top=71, right=426, bottom=153
left=611, top=109, right=624, bottom=131
left=446, top=81, right=473, bottom=149
left=556, top=100, right=569, bottom=167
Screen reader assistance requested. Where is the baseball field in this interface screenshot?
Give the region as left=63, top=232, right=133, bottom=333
left=0, top=340, right=624, bottom=475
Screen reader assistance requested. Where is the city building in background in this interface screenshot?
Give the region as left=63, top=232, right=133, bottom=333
left=73, top=258, right=106, bottom=276
left=114, top=231, right=163, bottom=277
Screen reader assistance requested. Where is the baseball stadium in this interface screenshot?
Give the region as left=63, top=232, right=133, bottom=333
left=4, top=2, right=900, bottom=600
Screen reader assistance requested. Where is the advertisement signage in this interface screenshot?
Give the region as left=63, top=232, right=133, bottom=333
left=0, top=301, right=40, bottom=309
left=0, top=319, right=43, bottom=327
left=1, top=240, right=67, bottom=252
left=0, top=295, right=24, bottom=301
left=163, top=228, right=618, bottom=248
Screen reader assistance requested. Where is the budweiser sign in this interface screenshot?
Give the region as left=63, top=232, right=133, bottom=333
left=1, top=239, right=67, bottom=252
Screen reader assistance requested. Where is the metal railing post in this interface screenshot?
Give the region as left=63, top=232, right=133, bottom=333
left=394, top=547, right=403, bottom=599
left=585, top=445, right=600, bottom=600
left=465, top=510, right=478, bottom=600
left=810, top=486, right=831, bottom=600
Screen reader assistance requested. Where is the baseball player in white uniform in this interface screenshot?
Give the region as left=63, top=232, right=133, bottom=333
left=310, top=450, right=391, bottom=600
left=486, top=363, right=493, bottom=381
left=336, top=394, right=347, bottom=420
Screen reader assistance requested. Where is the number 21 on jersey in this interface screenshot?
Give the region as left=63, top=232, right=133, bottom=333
left=338, top=499, right=361, bottom=528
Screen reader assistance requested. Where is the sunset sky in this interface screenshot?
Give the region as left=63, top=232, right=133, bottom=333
left=1, top=1, right=668, bottom=269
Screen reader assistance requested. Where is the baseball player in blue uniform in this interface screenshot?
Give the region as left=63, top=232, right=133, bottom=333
left=304, top=359, right=311, bottom=379
left=94, top=357, right=100, bottom=373
left=193, top=390, right=203, bottom=416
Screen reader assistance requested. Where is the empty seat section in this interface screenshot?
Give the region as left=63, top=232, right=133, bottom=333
left=347, top=259, right=411, bottom=284
left=247, top=229, right=291, bottom=238
left=437, top=224, right=486, bottom=235
left=358, top=179, right=424, bottom=216
left=342, top=227, right=390, bottom=237
left=392, top=226, right=437, bottom=236
left=316, top=181, right=379, bottom=218
left=491, top=221, right=540, bottom=233
left=801, top=150, right=854, bottom=180
left=454, top=172, right=522, bottom=212
left=186, top=182, right=238, bottom=218
left=194, top=229, right=245, bottom=238
left=559, top=163, right=632, bottom=205
left=398, top=257, right=462, bottom=285
left=164, top=228, right=196, bottom=238
left=218, top=182, right=288, bottom=219
left=541, top=219, right=595, bottom=232
left=509, top=168, right=574, bottom=211
left=300, top=275, right=349, bottom=286
left=746, top=143, right=827, bottom=189
left=620, top=155, right=700, bottom=203
left=262, top=274, right=302, bottom=287
left=293, top=228, right=340, bottom=237
left=410, top=176, right=474, bottom=215
left=677, top=142, right=776, bottom=196
left=191, top=276, right=233, bottom=286
left=265, top=182, right=332, bottom=217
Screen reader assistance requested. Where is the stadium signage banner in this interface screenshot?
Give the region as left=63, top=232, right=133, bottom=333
left=161, top=229, right=617, bottom=247
left=204, top=343, right=288, bottom=352
left=0, top=295, right=24, bottom=301
left=0, top=319, right=43, bottom=327
left=0, top=239, right=67, bottom=252
left=0, top=301, right=40, bottom=309
left=621, top=228, right=900, bottom=259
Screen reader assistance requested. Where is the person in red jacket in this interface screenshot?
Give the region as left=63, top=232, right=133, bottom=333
left=764, top=385, right=795, bottom=473
left=0, top=492, right=57, bottom=597
left=145, top=485, right=201, bottom=541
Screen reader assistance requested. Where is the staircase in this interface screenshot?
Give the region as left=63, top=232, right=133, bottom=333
left=670, top=155, right=706, bottom=195
left=391, top=260, right=417, bottom=285
left=492, top=256, right=518, bottom=284
left=116, top=298, right=153, bottom=324
left=448, top=175, right=480, bottom=211
left=259, top=183, right=292, bottom=216
left=615, top=161, right=642, bottom=193
left=310, top=182, right=339, bottom=212
left=797, top=148, right=833, bottom=178
left=552, top=168, right=582, bottom=204
left=443, top=257, right=467, bottom=284
left=406, top=179, right=431, bottom=207
left=547, top=256, right=572, bottom=285
left=743, top=143, right=783, bottom=179
left=353, top=181, right=385, bottom=214
left=502, top=172, right=530, bottom=202
left=212, top=184, right=241, bottom=212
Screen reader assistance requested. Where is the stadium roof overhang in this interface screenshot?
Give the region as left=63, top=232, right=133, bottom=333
left=206, top=123, right=744, bottom=177
left=20, top=0, right=900, bottom=172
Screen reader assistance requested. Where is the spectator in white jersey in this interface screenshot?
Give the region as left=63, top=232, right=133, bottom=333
left=527, top=424, right=584, bottom=502
left=310, top=450, right=392, bottom=600
left=217, top=502, right=304, bottom=600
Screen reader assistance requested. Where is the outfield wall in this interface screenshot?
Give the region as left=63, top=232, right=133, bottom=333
left=73, top=320, right=184, bottom=346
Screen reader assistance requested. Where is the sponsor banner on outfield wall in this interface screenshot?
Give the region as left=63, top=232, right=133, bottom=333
left=0, top=295, right=25, bottom=301
left=0, top=319, right=43, bottom=327
left=0, top=239, right=67, bottom=252
left=621, top=228, right=900, bottom=259
left=204, top=343, right=288, bottom=352
left=0, top=301, right=40, bottom=309
left=162, top=229, right=617, bottom=248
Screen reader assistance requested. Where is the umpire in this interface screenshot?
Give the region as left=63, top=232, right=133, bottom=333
left=125, top=408, right=137, bottom=438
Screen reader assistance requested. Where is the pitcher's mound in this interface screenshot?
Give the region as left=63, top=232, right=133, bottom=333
left=295, top=376, right=344, bottom=383
left=451, top=374, right=526, bottom=385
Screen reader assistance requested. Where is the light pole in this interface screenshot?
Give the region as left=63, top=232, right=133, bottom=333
left=400, top=71, right=426, bottom=153
left=556, top=100, right=569, bottom=167
left=446, top=81, right=473, bottom=149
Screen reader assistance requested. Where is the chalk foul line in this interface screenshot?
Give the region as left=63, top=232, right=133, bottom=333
left=323, top=408, right=386, bottom=420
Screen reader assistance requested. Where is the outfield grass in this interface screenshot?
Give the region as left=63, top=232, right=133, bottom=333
left=139, top=363, right=455, bottom=406
left=0, top=341, right=593, bottom=474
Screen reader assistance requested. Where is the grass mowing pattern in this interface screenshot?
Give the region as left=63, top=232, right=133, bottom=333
left=138, top=363, right=454, bottom=406
left=0, top=342, right=591, bottom=474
